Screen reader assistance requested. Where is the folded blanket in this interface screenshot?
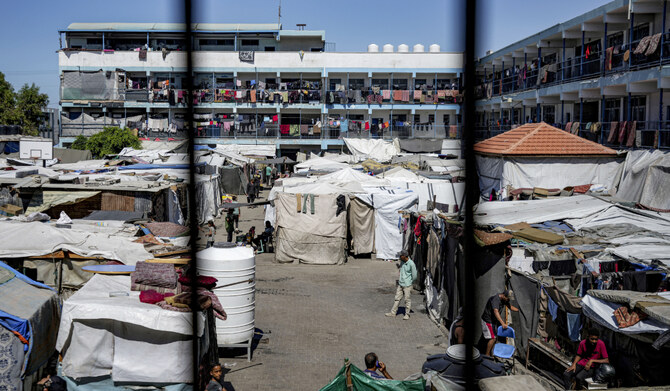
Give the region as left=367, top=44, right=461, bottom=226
left=133, top=262, right=177, bottom=288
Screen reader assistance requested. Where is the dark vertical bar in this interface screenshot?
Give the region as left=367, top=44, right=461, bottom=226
left=183, top=0, right=200, bottom=387
left=629, top=11, right=634, bottom=69
left=463, top=0, right=477, bottom=388
left=602, top=23, right=607, bottom=75
left=561, top=100, right=565, bottom=125
left=581, top=31, right=585, bottom=76
left=662, top=0, right=667, bottom=62
left=601, top=95, right=606, bottom=144
left=579, top=97, right=584, bottom=137
left=512, top=57, right=515, bottom=92
left=660, top=88, right=664, bottom=136
left=562, top=38, right=566, bottom=81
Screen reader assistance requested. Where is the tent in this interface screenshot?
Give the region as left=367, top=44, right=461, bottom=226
left=616, top=149, right=670, bottom=210
left=56, top=274, right=207, bottom=384
left=294, top=156, right=350, bottom=173
left=355, top=188, right=419, bottom=260
left=274, top=191, right=349, bottom=265
left=320, top=362, right=425, bottom=391
left=474, top=122, right=623, bottom=197
left=343, top=138, right=400, bottom=162
left=0, top=263, right=60, bottom=390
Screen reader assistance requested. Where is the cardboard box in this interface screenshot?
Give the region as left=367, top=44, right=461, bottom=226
left=0, top=204, right=23, bottom=216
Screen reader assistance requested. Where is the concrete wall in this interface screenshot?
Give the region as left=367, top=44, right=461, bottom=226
left=59, top=50, right=463, bottom=72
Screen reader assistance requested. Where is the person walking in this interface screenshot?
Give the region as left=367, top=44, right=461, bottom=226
left=225, top=214, right=235, bottom=242
left=385, top=250, right=417, bottom=320
left=246, top=180, right=256, bottom=204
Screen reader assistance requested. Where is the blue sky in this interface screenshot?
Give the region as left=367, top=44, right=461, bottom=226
left=0, top=0, right=611, bottom=108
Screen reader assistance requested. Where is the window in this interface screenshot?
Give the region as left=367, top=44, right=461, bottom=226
left=348, top=114, right=364, bottom=121
left=428, top=114, right=435, bottom=123
left=371, top=79, right=388, bottom=89
left=415, top=79, right=426, bottom=88
left=349, top=79, right=364, bottom=90
left=633, top=23, right=649, bottom=42
left=443, top=114, right=450, bottom=124
left=392, top=79, right=408, bottom=89
left=414, top=114, right=421, bottom=123
left=241, top=39, right=259, bottom=46
left=87, top=38, right=102, bottom=45
left=629, top=96, right=646, bottom=122
left=199, top=39, right=234, bottom=46
left=264, top=46, right=275, bottom=51
left=329, top=79, right=341, bottom=91
left=542, top=105, right=555, bottom=124
left=604, top=98, right=620, bottom=122
left=607, top=32, right=624, bottom=48
left=310, top=48, right=322, bottom=52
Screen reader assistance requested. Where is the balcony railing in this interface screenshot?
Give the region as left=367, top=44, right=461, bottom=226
left=477, top=33, right=670, bottom=100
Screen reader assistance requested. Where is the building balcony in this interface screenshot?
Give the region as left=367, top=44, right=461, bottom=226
left=476, top=33, right=670, bottom=101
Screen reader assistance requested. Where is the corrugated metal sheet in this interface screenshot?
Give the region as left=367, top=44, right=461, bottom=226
left=134, top=193, right=152, bottom=214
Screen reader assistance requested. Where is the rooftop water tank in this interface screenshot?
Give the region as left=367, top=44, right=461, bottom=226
left=413, top=44, right=425, bottom=53
left=398, top=44, right=409, bottom=53
left=196, top=242, right=255, bottom=345
left=367, top=43, right=379, bottom=53
left=382, top=44, right=394, bottom=53
left=429, top=44, right=441, bottom=53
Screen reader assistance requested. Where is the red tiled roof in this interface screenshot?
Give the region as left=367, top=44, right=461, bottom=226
left=473, top=122, right=619, bottom=156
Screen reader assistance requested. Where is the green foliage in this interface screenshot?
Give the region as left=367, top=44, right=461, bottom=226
left=71, top=135, right=88, bottom=151
left=15, top=83, right=49, bottom=136
left=74, top=126, right=141, bottom=158
left=0, top=72, right=49, bottom=136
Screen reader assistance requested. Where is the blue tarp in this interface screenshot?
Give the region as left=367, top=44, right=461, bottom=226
left=530, top=220, right=574, bottom=234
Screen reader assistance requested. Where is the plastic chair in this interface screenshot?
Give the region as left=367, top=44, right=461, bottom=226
left=492, top=326, right=516, bottom=360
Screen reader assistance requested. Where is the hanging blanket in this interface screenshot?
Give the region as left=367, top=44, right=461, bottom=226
left=645, top=33, right=662, bottom=56
left=634, top=35, right=652, bottom=55
left=618, top=121, right=628, bottom=144
left=626, top=120, right=637, bottom=147
left=571, top=121, right=580, bottom=135
left=607, top=122, right=619, bottom=143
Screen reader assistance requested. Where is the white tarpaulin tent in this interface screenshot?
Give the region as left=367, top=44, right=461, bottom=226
left=474, top=195, right=612, bottom=226
left=355, top=188, right=418, bottom=260
left=214, top=144, right=276, bottom=157
left=476, top=155, right=623, bottom=197
left=343, top=138, right=401, bottom=162
left=56, top=274, right=204, bottom=383
left=320, top=167, right=391, bottom=187
left=274, top=191, right=348, bottom=264
left=294, top=156, right=350, bottom=172
left=616, top=149, right=670, bottom=210
left=474, top=123, right=622, bottom=197
left=0, top=221, right=152, bottom=265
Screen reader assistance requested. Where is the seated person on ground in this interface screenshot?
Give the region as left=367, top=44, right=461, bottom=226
left=363, top=352, right=392, bottom=380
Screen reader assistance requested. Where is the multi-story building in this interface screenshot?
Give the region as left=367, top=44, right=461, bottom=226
left=58, top=23, right=462, bottom=156
left=476, top=0, right=670, bottom=149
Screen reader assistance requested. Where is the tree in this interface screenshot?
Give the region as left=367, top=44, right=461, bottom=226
left=72, top=126, right=141, bottom=158
left=15, top=83, right=49, bottom=136
left=0, top=72, right=20, bottom=126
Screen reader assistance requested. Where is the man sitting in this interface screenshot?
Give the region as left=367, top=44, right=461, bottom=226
left=563, top=327, right=609, bottom=390
left=363, top=352, right=392, bottom=380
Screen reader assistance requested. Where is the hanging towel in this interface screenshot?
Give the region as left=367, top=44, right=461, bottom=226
left=392, top=90, right=402, bottom=101
left=547, top=292, right=559, bottom=321
left=626, top=120, right=637, bottom=147
left=585, top=122, right=592, bottom=133
left=618, top=121, right=628, bottom=144
left=401, top=90, right=410, bottom=102
left=302, top=194, right=309, bottom=214
left=364, top=121, right=370, bottom=130
left=607, top=122, right=619, bottom=143
left=313, top=122, right=321, bottom=134
left=646, top=33, right=662, bottom=56
left=250, top=90, right=256, bottom=103
left=309, top=194, right=315, bottom=214
left=372, top=86, right=380, bottom=94
left=634, top=35, right=652, bottom=55
left=300, top=124, right=309, bottom=135
left=571, top=122, right=580, bottom=135
left=565, top=122, right=572, bottom=132
left=289, top=124, right=299, bottom=136
left=340, top=119, right=349, bottom=132
left=296, top=194, right=302, bottom=212
left=605, top=47, right=613, bottom=71
left=414, top=90, right=422, bottom=100
left=566, top=313, right=582, bottom=341
left=280, top=124, right=290, bottom=135
left=382, top=90, right=391, bottom=100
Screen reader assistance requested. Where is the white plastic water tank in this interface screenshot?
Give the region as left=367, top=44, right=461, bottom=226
left=382, top=44, right=394, bottom=53
left=429, top=44, right=441, bottom=53
left=413, top=44, right=425, bottom=53
left=398, top=44, right=409, bottom=53
left=196, top=243, right=255, bottom=345
left=367, top=43, right=379, bottom=53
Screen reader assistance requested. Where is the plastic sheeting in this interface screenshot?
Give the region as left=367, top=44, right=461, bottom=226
left=213, top=144, right=276, bottom=157
left=294, top=156, right=350, bottom=172
left=582, top=294, right=669, bottom=336
left=0, top=221, right=152, bottom=265
left=61, top=71, right=121, bottom=101
left=348, top=197, right=375, bottom=255
left=319, top=364, right=425, bottom=391
left=477, top=156, right=623, bottom=197
left=343, top=138, right=401, bottom=163
left=356, top=189, right=418, bottom=260
left=616, top=149, right=670, bottom=210
left=509, top=272, right=540, bottom=357
left=25, top=190, right=100, bottom=214
left=56, top=274, right=204, bottom=383
left=474, top=195, right=611, bottom=226
left=320, top=168, right=391, bottom=187
left=565, top=205, right=670, bottom=236
left=196, top=175, right=221, bottom=224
